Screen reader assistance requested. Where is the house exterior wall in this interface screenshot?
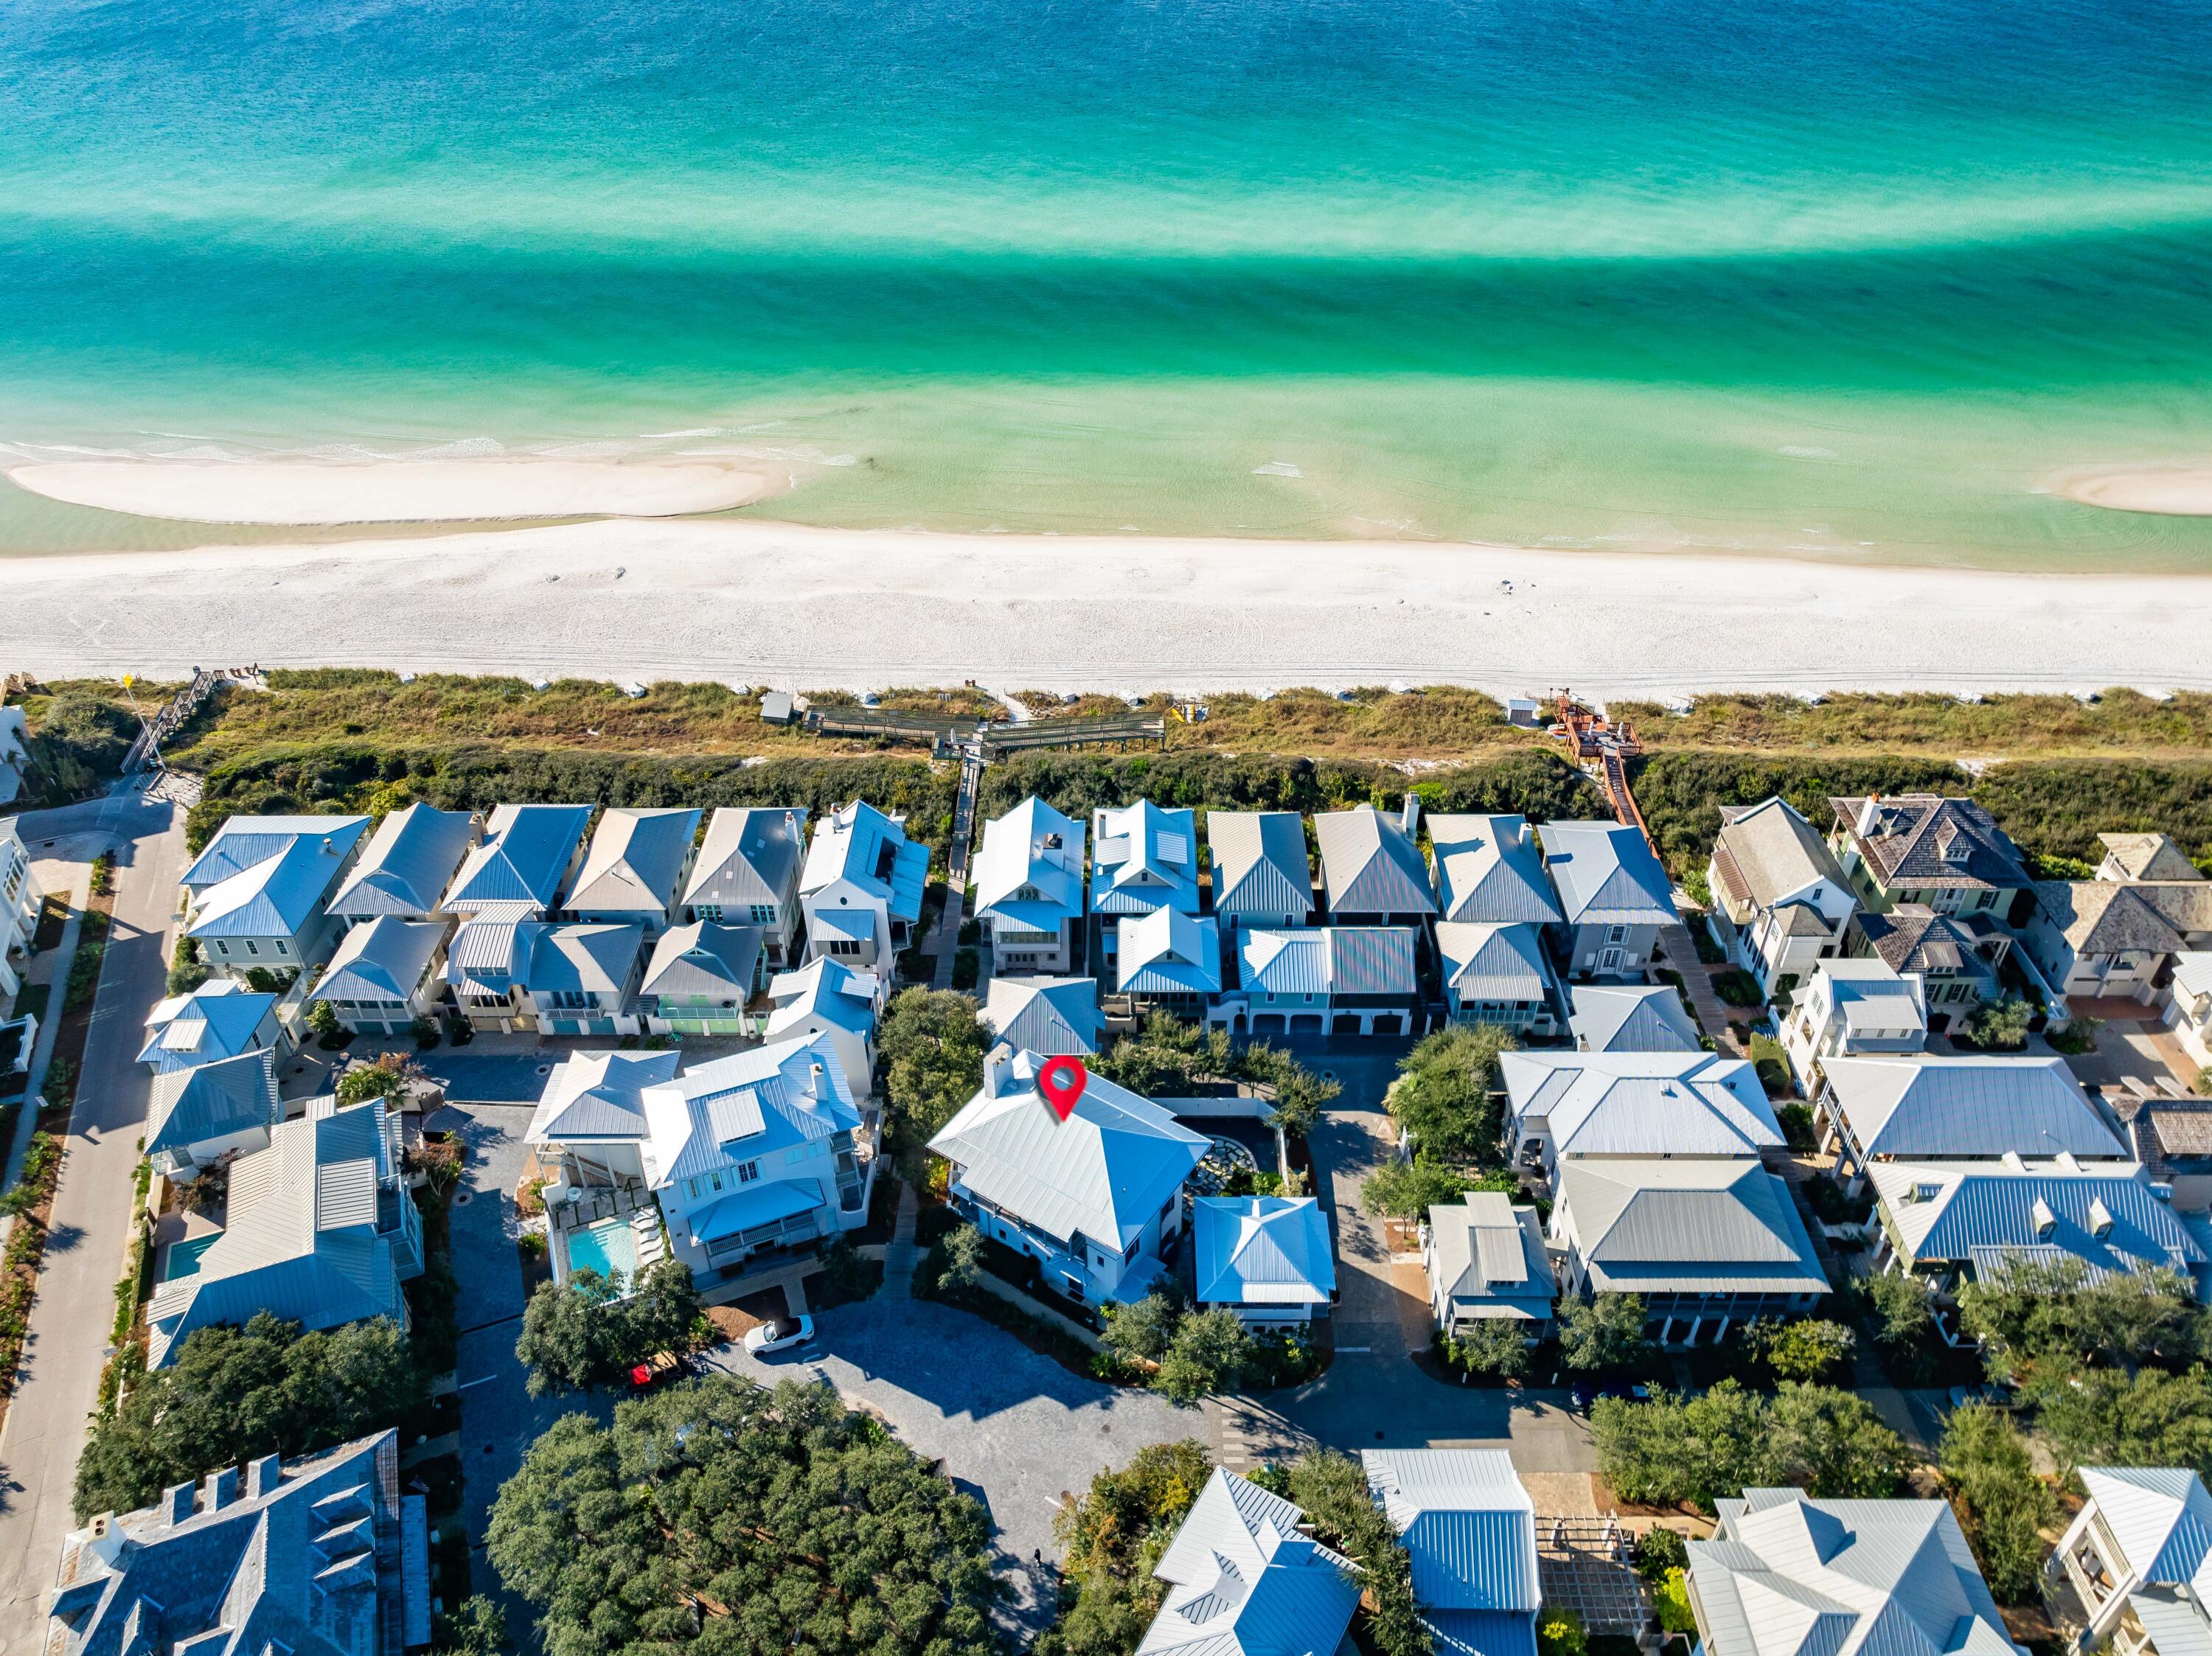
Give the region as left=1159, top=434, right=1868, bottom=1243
left=647, top=992, right=760, bottom=1037
left=1446, top=989, right=1554, bottom=1033
left=456, top=986, right=535, bottom=1034
left=199, top=907, right=342, bottom=979
left=950, top=1178, right=1183, bottom=1307
left=0, top=824, right=38, bottom=999
left=156, top=1123, right=273, bottom=1179
left=800, top=878, right=892, bottom=968
left=2166, top=985, right=2212, bottom=1071
left=656, top=1130, right=866, bottom=1279
left=988, top=913, right=1073, bottom=973
left=1558, top=921, right=1659, bottom=980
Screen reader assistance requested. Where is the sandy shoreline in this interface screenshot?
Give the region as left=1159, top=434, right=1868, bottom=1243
left=4, top=458, right=779, bottom=524
left=3, top=517, right=2208, bottom=697
left=2052, top=465, right=2212, bottom=516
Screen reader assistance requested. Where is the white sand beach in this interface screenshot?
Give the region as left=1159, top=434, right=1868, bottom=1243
left=4, top=518, right=2208, bottom=697
left=4, top=457, right=779, bottom=524
left=2053, top=465, right=2212, bottom=516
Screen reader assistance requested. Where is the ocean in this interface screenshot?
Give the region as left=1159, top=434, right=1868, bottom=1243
left=5, top=0, right=2212, bottom=568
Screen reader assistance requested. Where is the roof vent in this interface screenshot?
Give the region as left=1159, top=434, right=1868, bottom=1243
left=1401, top=794, right=1422, bottom=838
left=2088, top=1197, right=2115, bottom=1238
left=2031, top=1197, right=2057, bottom=1239
left=2054, top=1152, right=2082, bottom=1173
left=2000, top=1150, right=2026, bottom=1172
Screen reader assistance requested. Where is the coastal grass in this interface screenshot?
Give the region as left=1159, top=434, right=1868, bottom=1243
left=1613, top=689, right=2212, bottom=759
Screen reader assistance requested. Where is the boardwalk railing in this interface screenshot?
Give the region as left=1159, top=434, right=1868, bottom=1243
left=123, top=667, right=260, bottom=773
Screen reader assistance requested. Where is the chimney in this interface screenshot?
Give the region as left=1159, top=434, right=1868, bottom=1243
left=204, top=1467, right=240, bottom=1512
left=163, top=1483, right=196, bottom=1527
left=810, top=1060, right=827, bottom=1097
left=982, top=1046, right=1013, bottom=1099
left=1855, top=796, right=1882, bottom=839
left=1400, top=794, right=1422, bottom=838
left=245, top=1454, right=283, bottom=1500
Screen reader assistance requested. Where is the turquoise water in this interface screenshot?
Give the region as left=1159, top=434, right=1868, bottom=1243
left=563, top=1215, right=638, bottom=1285
left=161, top=1234, right=220, bottom=1280
left=5, top=0, right=2212, bottom=566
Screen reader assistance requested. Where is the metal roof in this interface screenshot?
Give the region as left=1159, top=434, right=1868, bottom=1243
left=138, top=981, right=279, bottom=1068
left=1556, top=1159, right=1828, bottom=1296
left=1313, top=807, right=1436, bottom=916
left=2175, top=952, right=2212, bottom=1002
left=683, top=806, right=809, bottom=910
left=566, top=807, right=700, bottom=916
left=443, top=804, right=593, bottom=914
left=1139, top=1468, right=1361, bottom=1656
left=641, top=1034, right=858, bottom=1191
left=1194, top=1196, right=1335, bottom=1307
left=1821, top=1055, right=2126, bottom=1162
left=1207, top=812, right=1315, bottom=922
left=1503, top=1051, right=1781, bottom=1160
left=982, top=976, right=1104, bottom=1057
left=524, top=922, right=644, bottom=995
left=2079, top=1468, right=2212, bottom=1595
left=765, top=956, right=879, bottom=1037
left=186, top=815, right=369, bottom=940
left=327, top=804, right=479, bottom=919
left=1869, top=1161, right=2204, bottom=1279
left=1363, top=1450, right=1540, bottom=1614
left=1437, top=922, right=1551, bottom=1004
left=1537, top=821, right=1675, bottom=928
left=526, top=1049, right=684, bottom=1144
left=1118, top=909, right=1223, bottom=997
left=801, top=800, right=929, bottom=924
left=1091, top=800, right=1201, bottom=916
left=1425, top=1194, right=1556, bottom=1321
left=146, top=1050, right=280, bottom=1156
left=973, top=796, right=1087, bottom=931
left=1241, top=926, right=1418, bottom=999
left=1567, top=984, right=1701, bottom=1053
left=313, top=917, right=445, bottom=1006
left=641, top=920, right=764, bottom=1001
left=1428, top=815, right=1561, bottom=926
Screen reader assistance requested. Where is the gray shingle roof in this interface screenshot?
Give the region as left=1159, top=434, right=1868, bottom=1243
left=1557, top=1159, right=1828, bottom=1296
left=1428, top=815, right=1561, bottom=926
left=2100, top=833, right=2207, bottom=883
left=1537, top=821, right=1675, bottom=928
left=1853, top=905, right=1992, bottom=975
left=326, top=804, right=478, bottom=919
left=1829, top=795, right=2029, bottom=892
left=2036, top=880, right=2212, bottom=956
left=1712, top=797, right=1848, bottom=912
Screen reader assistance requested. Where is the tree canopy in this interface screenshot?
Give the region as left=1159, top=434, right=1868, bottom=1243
left=1939, top=1402, right=2057, bottom=1604
left=74, top=1312, right=424, bottom=1521
left=1590, top=1381, right=1911, bottom=1512
left=1747, top=1318, right=1857, bottom=1383
left=1385, top=1025, right=1516, bottom=1163
left=487, top=1374, right=1001, bottom=1656
left=1154, top=1309, right=1255, bottom=1406
left=2024, top=1363, right=2212, bottom=1479
left=514, top=1259, right=701, bottom=1396
left=1041, top=1440, right=1213, bottom=1656
left=878, top=988, right=990, bottom=1147
left=1363, top=1158, right=1472, bottom=1222
left=1955, top=1256, right=2203, bottom=1382
left=1274, top=1450, right=1430, bottom=1656
left=1556, top=1295, right=1649, bottom=1374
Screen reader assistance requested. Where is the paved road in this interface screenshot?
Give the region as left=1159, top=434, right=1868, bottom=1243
left=0, top=786, right=183, bottom=1656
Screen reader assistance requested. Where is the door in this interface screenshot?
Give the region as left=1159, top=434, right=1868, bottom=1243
left=1599, top=947, right=1626, bottom=973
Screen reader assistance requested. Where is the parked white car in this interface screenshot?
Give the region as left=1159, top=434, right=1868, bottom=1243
left=743, top=1315, right=815, bottom=1356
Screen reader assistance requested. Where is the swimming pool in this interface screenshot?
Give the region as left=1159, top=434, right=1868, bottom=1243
left=563, top=1216, right=639, bottom=1286
left=164, top=1234, right=220, bottom=1279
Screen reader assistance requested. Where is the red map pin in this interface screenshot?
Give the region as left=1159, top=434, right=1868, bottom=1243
left=1037, top=1055, right=1088, bottom=1123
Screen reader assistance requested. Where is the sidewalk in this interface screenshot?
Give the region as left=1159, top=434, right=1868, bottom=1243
left=1659, top=920, right=1745, bottom=1057
left=877, top=1181, right=919, bottom=1301
left=1, top=866, right=86, bottom=1206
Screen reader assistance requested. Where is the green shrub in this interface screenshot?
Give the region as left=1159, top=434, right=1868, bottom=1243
left=1710, top=967, right=1763, bottom=1007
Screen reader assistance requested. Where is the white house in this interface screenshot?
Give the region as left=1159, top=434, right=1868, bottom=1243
left=139, top=981, right=288, bottom=1075
left=1436, top=922, right=1557, bottom=1034
left=526, top=1048, right=684, bottom=1189
left=0, top=707, right=27, bottom=810
left=929, top=1046, right=1208, bottom=1307
left=441, top=803, right=594, bottom=921
left=1137, top=1469, right=1361, bottom=1656
left=310, top=917, right=447, bottom=1035
left=763, top=956, right=881, bottom=1098
left=182, top=814, right=370, bottom=976
left=1538, top=820, right=1677, bottom=980
left=1363, top=1450, right=1542, bottom=1656
left=1423, top=1192, right=1557, bottom=1338
left=2047, top=1467, right=2212, bottom=1656
left=1818, top=1055, right=2128, bottom=1193
left=1849, top=903, right=2011, bottom=1031
left=1568, top=984, right=1701, bottom=1053
left=565, top=807, right=701, bottom=936
left=981, top=976, right=1104, bottom=1057
left=1501, top=1049, right=1782, bottom=1178
left=1315, top=801, right=1436, bottom=927
left=1706, top=796, right=1856, bottom=993
left=144, top=1049, right=282, bottom=1178
left=1223, top=925, right=1421, bottom=1037
left=444, top=919, right=644, bottom=1035
left=643, top=1034, right=871, bottom=1281
left=1091, top=800, right=1200, bottom=980
left=2168, top=952, right=2212, bottom=1072
left=799, top=800, right=929, bottom=969
left=683, top=807, right=809, bottom=967
left=324, top=803, right=479, bottom=927
left=1113, top=908, right=1222, bottom=1020
left=1, top=818, right=43, bottom=1001
left=973, top=796, right=1085, bottom=973
left=2026, top=833, right=2212, bottom=1007
left=1193, top=1195, right=1335, bottom=1325
left=1206, top=810, right=1315, bottom=934
left=1429, top=813, right=1562, bottom=928
left=1779, top=958, right=1927, bottom=1093
left=640, top=921, right=765, bottom=1036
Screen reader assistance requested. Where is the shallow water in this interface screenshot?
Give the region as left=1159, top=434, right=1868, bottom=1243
left=5, top=0, right=2212, bottom=567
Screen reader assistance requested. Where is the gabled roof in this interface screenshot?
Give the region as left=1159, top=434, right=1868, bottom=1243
left=1140, top=1468, right=1361, bottom=1656
left=442, top=804, right=593, bottom=917
left=313, top=917, right=444, bottom=1006
left=1503, top=1051, right=1781, bottom=1159
left=1829, top=795, right=2030, bottom=893
left=526, top=923, right=643, bottom=995
left=1314, top=807, right=1436, bottom=917
left=642, top=921, right=763, bottom=1001
left=1207, top=812, right=1315, bottom=922
left=185, top=815, right=369, bottom=940
left=1820, top=1056, right=2125, bottom=1162
left=682, top=807, right=809, bottom=908
left=1429, top=815, right=1562, bottom=926
left=2036, top=880, right=2212, bottom=956
left=1868, top=1161, right=2204, bottom=1279
left=527, top=1049, right=684, bottom=1144
left=1363, top=1449, right=1540, bottom=1613
left=139, top=981, right=279, bottom=1067
left=2079, top=1468, right=2212, bottom=1594
left=1689, top=1490, right=2017, bottom=1656
left=1537, top=821, right=1675, bottom=928
left=1241, top=927, right=1418, bottom=998
left=973, top=796, right=1086, bottom=932
left=445, top=919, right=536, bottom=998
left=642, top=1034, right=861, bottom=1191
left=146, top=1050, right=280, bottom=1156
left=1854, top=905, right=1997, bottom=975
left=1800, top=959, right=1927, bottom=1040
left=1091, top=800, right=1200, bottom=915
left=2101, top=833, right=2208, bottom=884
left=1119, top=909, right=1223, bottom=996
left=1195, top=1196, right=1335, bottom=1307
left=1425, top=1194, right=1556, bottom=1323
left=566, top=807, right=700, bottom=916
left=928, top=1048, right=1207, bottom=1249
left=801, top=800, right=929, bottom=923
left=982, top=976, right=1104, bottom=1056
left=1557, top=1159, right=1827, bottom=1296
left=1568, top=984, right=1700, bottom=1054
left=2175, top=952, right=2212, bottom=1003
left=765, top=956, right=879, bottom=1038
left=1712, top=798, right=1848, bottom=913
left=1439, top=923, right=1553, bottom=1005
left=326, top=804, right=478, bottom=919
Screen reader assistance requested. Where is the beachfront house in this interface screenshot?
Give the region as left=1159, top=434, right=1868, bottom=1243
left=0, top=710, right=27, bottom=810
left=444, top=919, right=644, bottom=1034
left=1137, top=1469, right=1361, bottom=1656
left=1568, top=983, right=1701, bottom=1053
left=2025, top=833, right=2212, bottom=1007
left=762, top=957, right=881, bottom=1097
left=144, top=1049, right=282, bottom=1179
left=1538, top=820, right=1676, bottom=980
left=1363, top=1450, right=1543, bottom=1656
left=1430, top=813, right=1562, bottom=926
left=2, top=818, right=42, bottom=1002
left=799, top=800, right=929, bottom=970
left=1826, top=793, right=2032, bottom=920
left=1423, top=1191, right=1557, bottom=1338
left=1090, top=799, right=1200, bottom=979
left=324, top=802, right=480, bottom=928
left=565, top=807, right=702, bottom=936
left=1706, top=796, right=1856, bottom=994
left=2045, top=1466, right=2212, bottom=1656
left=1818, top=1055, right=2127, bottom=1194
left=310, top=916, right=447, bottom=1036
left=1315, top=801, right=1437, bottom=928
left=1847, top=903, right=2011, bottom=1029
left=138, top=980, right=288, bottom=1075
left=146, top=1096, right=422, bottom=1368
left=682, top=807, right=809, bottom=967
left=1111, top=907, right=1222, bottom=1020
left=1687, top=1491, right=2017, bottom=1656
left=981, top=976, right=1104, bottom=1057
left=640, top=920, right=766, bottom=1036
left=1224, top=925, right=1421, bottom=1036
left=1779, top=958, right=1927, bottom=1094
left=1437, top=921, right=1558, bottom=1034
left=1551, top=1158, right=1829, bottom=1345
left=973, top=796, right=1085, bottom=974
left=1501, top=1049, right=1783, bottom=1178
left=643, top=1034, right=871, bottom=1281
left=2168, top=953, right=2212, bottom=1072
left=440, top=802, right=594, bottom=921
left=181, top=813, right=370, bottom=977
left=46, top=1432, right=430, bottom=1656
left=1192, top=1194, right=1335, bottom=1326
left=1206, top=810, right=1315, bottom=934
left=928, top=1046, right=1208, bottom=1307
left=526, top=1048, right=684, bottom=1189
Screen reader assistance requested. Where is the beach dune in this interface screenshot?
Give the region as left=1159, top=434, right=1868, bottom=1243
left=4, top=458, right=777, bottom=525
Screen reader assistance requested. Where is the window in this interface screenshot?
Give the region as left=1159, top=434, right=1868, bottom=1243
left=827, top=938, right=863, bottom=958
left=750, top=903, right=776, bottom=925
left=737, top=1160, right=761, bottom=1184
left=216, top=942, right=232, bottom=956
left=695, top=903, right=723, bottom=923
left=1606, top=926, right=1627, bottom=944
left=246, top=941, right=260, bottom=956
